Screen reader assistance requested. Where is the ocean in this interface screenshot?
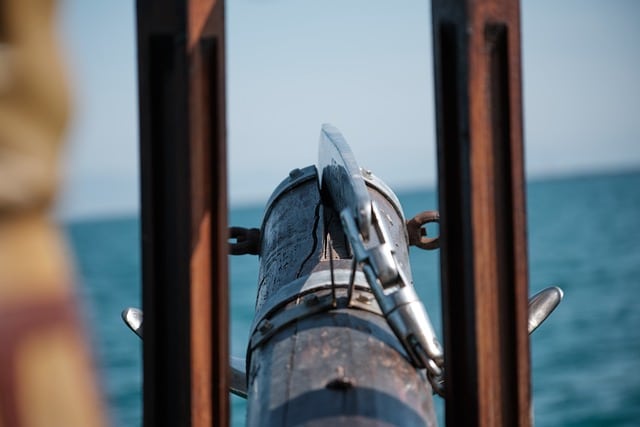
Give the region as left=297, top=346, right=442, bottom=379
left=65, top=170, right=640, bottom=426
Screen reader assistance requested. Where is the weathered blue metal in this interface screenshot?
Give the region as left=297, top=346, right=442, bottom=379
left=245, top=130, right=438, bottom=426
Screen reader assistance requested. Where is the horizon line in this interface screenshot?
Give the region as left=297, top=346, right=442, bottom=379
left=58, top=164, right=640, bottom=224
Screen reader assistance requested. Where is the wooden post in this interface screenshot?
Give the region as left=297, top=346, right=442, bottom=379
left=431, top=0, right=531, bottom=425
left=136, top=1, right=228, bottom=426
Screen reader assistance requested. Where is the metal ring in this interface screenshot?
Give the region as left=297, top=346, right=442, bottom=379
left=406, top=210, right=440, bottom=250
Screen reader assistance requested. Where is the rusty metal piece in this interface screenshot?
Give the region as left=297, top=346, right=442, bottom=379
left=407, top=211, right=440, bottom=250
left=432, top=0, right=530, bottom=425
left=136, top=0, right=229, bottom=425
left=229, top=227, right=261, bottom=255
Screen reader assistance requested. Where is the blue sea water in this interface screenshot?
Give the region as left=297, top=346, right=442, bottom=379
left=65, top=170, right=640, bottom=426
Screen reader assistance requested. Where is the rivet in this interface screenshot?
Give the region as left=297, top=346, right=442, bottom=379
left=258, top=319, right=273, bottom=334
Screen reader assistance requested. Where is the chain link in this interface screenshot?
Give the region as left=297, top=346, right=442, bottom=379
left=406, top=210, right=440, bottom=250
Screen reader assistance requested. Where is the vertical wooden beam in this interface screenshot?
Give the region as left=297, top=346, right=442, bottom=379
left=431, top=0, right=530, bottom=426
left=136, top=1, right=228, bottom=426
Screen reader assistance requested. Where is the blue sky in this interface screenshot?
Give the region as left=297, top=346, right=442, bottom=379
left=57, top=0, right=640, bottom=219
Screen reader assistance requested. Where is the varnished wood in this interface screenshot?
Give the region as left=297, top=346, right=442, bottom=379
left=431, top=0, right=530, bottom=426
left=136, top=1, right=228, bottom=425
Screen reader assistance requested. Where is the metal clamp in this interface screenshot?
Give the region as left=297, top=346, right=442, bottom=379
left=340, top=202, right=445, bottom=393
left=318, top=124, right=445, bottom=394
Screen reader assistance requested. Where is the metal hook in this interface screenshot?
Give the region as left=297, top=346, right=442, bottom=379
left=407, top=211, right=440, bottom=250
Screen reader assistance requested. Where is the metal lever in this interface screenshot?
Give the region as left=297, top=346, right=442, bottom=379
left=121, top=307, right=248, bottom=399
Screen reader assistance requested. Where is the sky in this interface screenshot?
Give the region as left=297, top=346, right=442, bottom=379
left=56, top=0, right=640, bottom=219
